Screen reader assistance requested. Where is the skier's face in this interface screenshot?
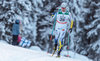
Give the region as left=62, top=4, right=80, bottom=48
left=61, top=7, right=66, bottom=12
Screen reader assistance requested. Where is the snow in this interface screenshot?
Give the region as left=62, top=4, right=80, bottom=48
left=62, top=51, right=92, bottom=61
left=29, top=46, right=41, bottom=51
left=0, top=0, right=99, bottom=60
left=91, top=39, right=100, bottom=54
left=0, top=41, right=92, bottom=61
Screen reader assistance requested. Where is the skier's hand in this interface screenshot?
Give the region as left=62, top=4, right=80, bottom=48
left=49, top=34, right=53, bottom=41
left=69, top=28, right=72, bottom=33
left=50, top=36, right=52, bottom=41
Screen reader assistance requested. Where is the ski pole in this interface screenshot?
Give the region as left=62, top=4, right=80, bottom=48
left=67, top=31, right=70, bottom=57
left=50, top=13, right=57, bottom=41
left=48, top=13, right=57, bottom=54
left=73, top=40, right=76, bottom=58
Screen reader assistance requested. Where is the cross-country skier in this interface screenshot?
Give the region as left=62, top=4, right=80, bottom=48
left=51, top=2, right=74, bottom=57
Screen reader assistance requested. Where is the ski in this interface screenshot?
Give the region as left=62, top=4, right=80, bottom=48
left=64, top=55, right=71, bottom=58
left=51, top=50, right=57, bottom=56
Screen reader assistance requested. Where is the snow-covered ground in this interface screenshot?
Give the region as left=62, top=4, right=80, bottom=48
left=0, top=41, right=92, bottom=61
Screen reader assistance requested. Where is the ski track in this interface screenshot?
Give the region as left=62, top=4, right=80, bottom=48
left=0, top=42, right=81, bottom=61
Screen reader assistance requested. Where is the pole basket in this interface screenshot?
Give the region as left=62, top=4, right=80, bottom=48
left=66, top=55, right=70, bottom=57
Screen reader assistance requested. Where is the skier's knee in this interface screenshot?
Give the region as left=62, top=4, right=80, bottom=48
left=54, top=39, right=58, bottom=44
left=58, top=40, right=63, bottom=51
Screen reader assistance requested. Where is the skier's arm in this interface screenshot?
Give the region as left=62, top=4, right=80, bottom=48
left=68, top=13, right=73, bottom=33
left=50, top=12, right=57, bottom=41
left=69, top=13, right=73, bottom=29
left=51, top=12, right=57, bottom=21
left=70, top=20, right=73, bottom=29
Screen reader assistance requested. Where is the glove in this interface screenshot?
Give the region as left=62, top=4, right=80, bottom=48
left=50, top=36, right=52, bottom=41
left=69, top=28, right=72, bottom=33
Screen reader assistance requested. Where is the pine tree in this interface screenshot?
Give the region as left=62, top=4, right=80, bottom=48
left=0, top=0, right=37, bottom=44
left=66, top=0, right=100, bottom=60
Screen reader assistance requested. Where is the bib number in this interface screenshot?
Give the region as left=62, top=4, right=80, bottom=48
left=59, top=16, right=66, bottom=22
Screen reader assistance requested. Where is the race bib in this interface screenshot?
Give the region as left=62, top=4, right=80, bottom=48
left=59, top=16, right=66, bottom=22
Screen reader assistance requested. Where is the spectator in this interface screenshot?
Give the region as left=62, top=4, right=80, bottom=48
left=12, top=20, right=20, bottom=45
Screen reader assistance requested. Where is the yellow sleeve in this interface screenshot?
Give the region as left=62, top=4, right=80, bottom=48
left=51, top=15, right=54, bottom=17
left=70, top=20, right=73, bottom=28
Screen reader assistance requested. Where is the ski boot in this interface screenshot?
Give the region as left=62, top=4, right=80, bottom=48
left=56, top=55, right=60, bottom=58
left=52, top=44, right=57, bottom=56
left=56, top=51, right=60, bottom=58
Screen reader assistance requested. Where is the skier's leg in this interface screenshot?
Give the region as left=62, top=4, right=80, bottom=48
left=54, top=30, right=59, bottom=50
left=57, top=40, right=63, bottom=57
left=52, top=30, right=60, bottom=56
left=54, top=39, right=57, bottom=51
left=57, top=30, right=65, bottom=57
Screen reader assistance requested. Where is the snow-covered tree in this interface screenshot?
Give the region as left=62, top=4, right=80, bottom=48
left=66, top=0, right=100, bottom=60
left=0, top=0, right=37, bottom=44
left=0, top=0, right=100, bottom=61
